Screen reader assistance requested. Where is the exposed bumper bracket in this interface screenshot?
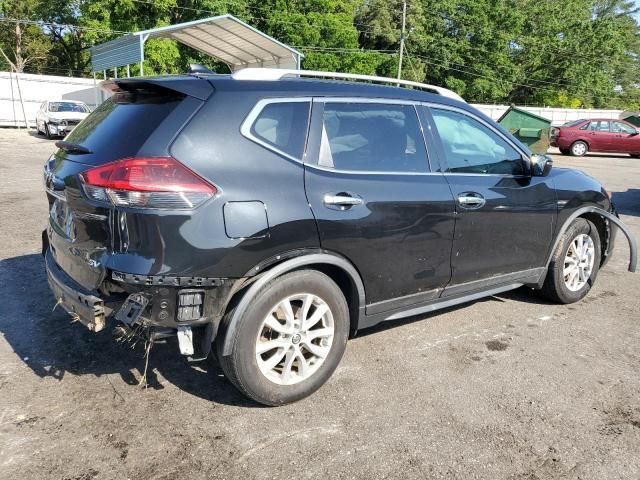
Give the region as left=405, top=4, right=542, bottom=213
left=46, top=250, right=108, bottom=332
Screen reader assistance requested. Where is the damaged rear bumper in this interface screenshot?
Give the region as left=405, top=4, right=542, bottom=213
left=45, top=249, right=110, bottom=332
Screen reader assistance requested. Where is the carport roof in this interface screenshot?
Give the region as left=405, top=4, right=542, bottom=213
left=90, top=14, right=303, bottom=73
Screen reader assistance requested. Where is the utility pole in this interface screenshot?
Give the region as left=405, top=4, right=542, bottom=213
left=397, top=0, right=407, bottom=82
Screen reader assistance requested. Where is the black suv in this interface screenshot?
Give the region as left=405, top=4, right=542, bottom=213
left=43, top=69, right=637, bottom=406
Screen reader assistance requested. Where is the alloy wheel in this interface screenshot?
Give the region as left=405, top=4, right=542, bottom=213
left=563, top=233, right=595, bottom=291
left=255, top=294, right=335, bottom=385
left=572, top=142, right=587, bottom=156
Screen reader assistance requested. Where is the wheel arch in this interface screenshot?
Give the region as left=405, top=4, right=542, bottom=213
left=581, top=212, right=609, bottom=267
left=220, top=252, right=366, bottom=356
left=571, top=138, right=591, bottom=150
left=545, top=206, right=636, bottom=274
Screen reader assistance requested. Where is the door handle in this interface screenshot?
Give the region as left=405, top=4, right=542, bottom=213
left=457, top=192, right=486, bottom=209
left=323, top=193, right=363, bottom=209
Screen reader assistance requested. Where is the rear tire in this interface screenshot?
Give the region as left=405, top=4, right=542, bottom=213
left=570, top=141, right=588, bottom=157
left=540, top=218, right=601, bottom=304
left=216, top=270, right=349, bottom=406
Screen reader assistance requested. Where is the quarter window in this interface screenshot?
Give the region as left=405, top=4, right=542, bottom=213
left=431, top=109, right=526, bottom=175
left=318, top=103, right=428, bottom=172
left=249, top=101, right=310, bottom=159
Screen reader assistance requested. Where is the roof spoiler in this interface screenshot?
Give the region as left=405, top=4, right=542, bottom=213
left=101, top=77, right=214, bottom=101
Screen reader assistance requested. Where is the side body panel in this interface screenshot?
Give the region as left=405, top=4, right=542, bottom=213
left=585, top=124, right=613, bottom=152
left=422, top=105, right=558, bottom=288
left=612, top=120, right=640, bottom=153
left=169, top=83, right=319, bottom=278
left=302, top=99, right=456, bottom=310
left=441, top=174, right=557, bottom=286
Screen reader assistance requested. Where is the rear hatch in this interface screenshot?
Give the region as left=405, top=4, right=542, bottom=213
left=45, top=76, right=213, bottom=290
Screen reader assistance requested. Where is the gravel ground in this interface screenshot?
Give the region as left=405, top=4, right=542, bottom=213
left=0, top=129, right=638, bottom=480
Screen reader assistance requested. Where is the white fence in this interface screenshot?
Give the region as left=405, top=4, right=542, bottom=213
left=0, top=71, right=626, bottom=128
left=0, top=71, right=106, bottom=127
left=472, top=104, right=623, bottom=126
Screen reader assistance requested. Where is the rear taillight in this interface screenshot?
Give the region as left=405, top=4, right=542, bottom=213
left=79, top=157, right=216, bottom=209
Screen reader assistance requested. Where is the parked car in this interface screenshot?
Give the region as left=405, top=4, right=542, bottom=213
left=42, top=69, right=637, bottom=406
left=36, top=100, right=91, bottom=139
left=550, top=118, right=640, bottom=157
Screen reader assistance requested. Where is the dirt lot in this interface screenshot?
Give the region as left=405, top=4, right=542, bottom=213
left=1, top=128, right=639, bottom=480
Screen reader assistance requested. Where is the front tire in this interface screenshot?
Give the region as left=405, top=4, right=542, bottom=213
left=540, top=218, right=601, bottom=304
left=44, top=123, right=53, bottom=139
left=570, top=141, right=588, bottom=157
left=216, top=270, right=349, bottom=406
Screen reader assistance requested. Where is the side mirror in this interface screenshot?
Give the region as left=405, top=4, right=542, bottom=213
left=530, top=154, right=553, bottom=177
left=631, top=130, right=639, bottom=136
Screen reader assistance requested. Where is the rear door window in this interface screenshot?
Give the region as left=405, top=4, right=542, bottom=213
left=246, top=100, right=310, bottom=159
left=317, top=102, right=428, bottom=173
left=583, top=121, right=611, bottom=132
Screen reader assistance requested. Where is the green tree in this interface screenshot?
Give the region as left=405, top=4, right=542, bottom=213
left=4, top=0, right=640, bottom=108
left=248, top=0, right=385, bottom=74
left=0, top=0, right=51, bottom=72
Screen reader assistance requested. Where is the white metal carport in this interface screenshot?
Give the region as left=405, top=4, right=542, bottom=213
left=90, top=14, right=303, bottom=76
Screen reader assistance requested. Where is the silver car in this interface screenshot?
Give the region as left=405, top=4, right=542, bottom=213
left=36, top=100, right=90, bottom=139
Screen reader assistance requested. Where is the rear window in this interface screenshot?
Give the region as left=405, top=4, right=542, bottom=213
left=63, top=89, right=188, bottom=165
left=562, top=119, right=586, bottom=128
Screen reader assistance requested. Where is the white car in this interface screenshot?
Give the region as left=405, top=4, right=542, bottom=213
left=36, top=100, right=91, bottom=139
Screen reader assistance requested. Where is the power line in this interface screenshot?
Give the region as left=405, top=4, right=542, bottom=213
left=293, top=46, right=394, bottom=53
left=0, top=17, right=130, bottom=34
left=295, top=44, right=620, bottom=100
left=405, top=47, right=621, bottom=100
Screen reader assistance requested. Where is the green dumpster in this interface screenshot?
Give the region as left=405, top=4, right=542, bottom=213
left=497, top=106, right=552, bottom=154
left=620, top=112, right=640, bottom=128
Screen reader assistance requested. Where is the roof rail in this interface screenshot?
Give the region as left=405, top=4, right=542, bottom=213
left=231, top=68, right=465, bottom=102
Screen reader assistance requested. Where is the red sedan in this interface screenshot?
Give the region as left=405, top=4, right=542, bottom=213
left=550, top=118, right=640, bottom=157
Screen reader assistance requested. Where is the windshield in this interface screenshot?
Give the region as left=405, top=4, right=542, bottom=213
left=49, top=102, right=89, bottom=113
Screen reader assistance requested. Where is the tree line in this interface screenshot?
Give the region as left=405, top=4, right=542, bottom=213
left=1, top=0, right=640, bottom=109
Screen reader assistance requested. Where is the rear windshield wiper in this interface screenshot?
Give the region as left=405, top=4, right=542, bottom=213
left=55, top=140, right=92, bottom=155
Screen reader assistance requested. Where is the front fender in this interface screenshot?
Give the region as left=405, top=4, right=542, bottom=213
left=546, top=206, right=637, bottom=273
